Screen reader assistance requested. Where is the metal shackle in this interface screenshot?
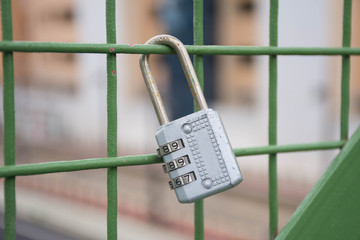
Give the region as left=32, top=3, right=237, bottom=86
left=139, top=34, right=208, bottom=125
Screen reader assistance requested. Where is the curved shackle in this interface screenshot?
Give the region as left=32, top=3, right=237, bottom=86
left=139, top=34, right=208, bottom=125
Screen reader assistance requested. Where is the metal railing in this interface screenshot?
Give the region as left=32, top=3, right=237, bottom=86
left=0, top=0, right=356, bottom=239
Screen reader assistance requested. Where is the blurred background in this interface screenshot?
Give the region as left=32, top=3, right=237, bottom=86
left=0, top=0, right=360, bottom=239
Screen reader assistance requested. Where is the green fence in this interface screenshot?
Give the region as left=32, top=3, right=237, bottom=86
left=0, top=0, right=358, bottom=239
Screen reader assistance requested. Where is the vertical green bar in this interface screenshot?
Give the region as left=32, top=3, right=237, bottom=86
left=106, top=0, right=118, bottom=239
left=1, top=0, right=16, bottom=239
left=340, top=0, right=352, bottom=141
left=194, top=0, right=204, bottom=90
left=269, top=0, right=278, bottom=239
left=194, top=0, right=204, bottom=239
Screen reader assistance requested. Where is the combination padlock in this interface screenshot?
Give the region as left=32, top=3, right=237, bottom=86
left=139, top=34, right=243, bottom=203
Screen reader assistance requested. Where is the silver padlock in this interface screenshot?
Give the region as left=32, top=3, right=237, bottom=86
left=140, top=34, right=242, bottom=203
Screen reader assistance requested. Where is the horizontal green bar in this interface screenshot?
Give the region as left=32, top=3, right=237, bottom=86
left=234, top=140, right=345, bottom=156
left=0, top=155, right=161, bottom=178
left=0, top=141, right=344, bottom=178
left=0, top=41, right=360, bottom=55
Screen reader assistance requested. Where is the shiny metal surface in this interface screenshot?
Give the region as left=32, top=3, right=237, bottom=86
left=139, top=34, right=208, bottom=125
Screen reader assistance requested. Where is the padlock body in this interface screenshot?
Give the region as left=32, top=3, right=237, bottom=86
left=156, top=109, right=242, bottom=203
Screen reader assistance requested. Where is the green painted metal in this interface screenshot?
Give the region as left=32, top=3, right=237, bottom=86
left=105, top=0, right=118, bottom=239
left=193, top=0, right=204, bottom=239
left=269, top=0, right=279, bottom=238
left=0, top=41, right=360, bottom=55
left=0, top=141, right=344, bottom=178
left=276, top=126, right=360, bottom=240
left=194, top=199, right=204, bottom=240
left=233, top=140, right=345, bottom=156
left=340, top=0, right=352, bottom=141
left=1, top=0, right=16, bottom=239
left=0, top=155, right=161, bottom=178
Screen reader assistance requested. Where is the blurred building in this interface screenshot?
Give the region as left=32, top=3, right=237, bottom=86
left=216, top=0, right=258, bottom=105
left=0, top=0, right=79, bottom=155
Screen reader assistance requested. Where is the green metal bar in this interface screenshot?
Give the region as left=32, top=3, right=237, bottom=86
left=194, top=199, right=204, bottom=240
left=0, top=155, right=161, bottom=178
left=340, top=0, right=352, bottom=141
left=234, top=140, right=344, bottom=156
left=276, top=126, right=360, bottom=240
left=106, top=0, right=118, bottom=239
left=269, top=0, right=278, bottom=239
left=0, top=141, right=344, bottom=178
left=193, top=0, right=204, bottom=239
left=1, top=0, right=16, bottom=239
left=1, top=41, right=360, bottom=55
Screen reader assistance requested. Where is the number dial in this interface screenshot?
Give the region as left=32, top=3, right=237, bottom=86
left=162, top=155, right=190, bottom=173
left=157, top=139, right=184, bottom=157
left=168, top=172, right=196, bottom=190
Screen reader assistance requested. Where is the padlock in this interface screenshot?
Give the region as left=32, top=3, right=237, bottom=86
left=139, top=34, right=243, bottom=203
